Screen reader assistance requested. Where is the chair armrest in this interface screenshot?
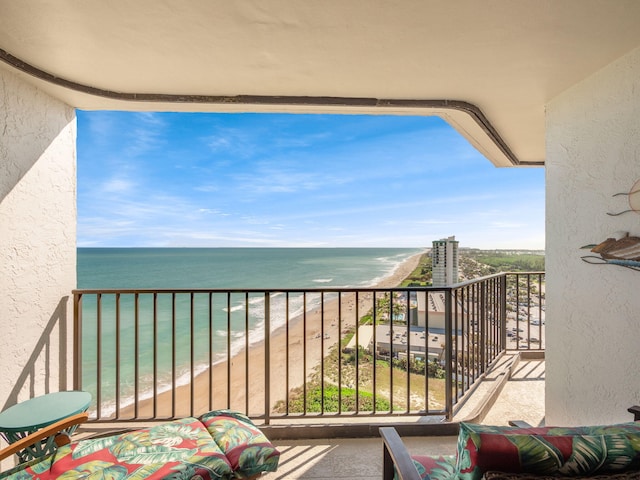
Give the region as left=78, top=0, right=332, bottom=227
left=0, top=412, right=88, bottom=462
left=379, top=427, right=421, bottom=480
left=628, top=406, right=640, bottom=421
left=508, top=420, right=533, bottom=428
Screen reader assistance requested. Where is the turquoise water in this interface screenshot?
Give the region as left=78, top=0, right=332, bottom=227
left=77, top=247, right=423, bottom=413
left=78, top=247, right=422, bottom=289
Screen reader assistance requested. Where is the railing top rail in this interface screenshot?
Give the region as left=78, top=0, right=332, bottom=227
left=72, top=272, right=544, bottom=296
left=447, top=273, right=504, bottom=289
left=448, top=271, right=545, bottom=289
left=503, top=271, right=545, bottom=276
left=72, top=287, right=444, bottom=295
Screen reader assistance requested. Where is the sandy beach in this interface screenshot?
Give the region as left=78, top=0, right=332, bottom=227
left=124, top=251, right=424, bottom=420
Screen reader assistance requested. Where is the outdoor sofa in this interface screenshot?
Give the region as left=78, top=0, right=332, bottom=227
left=381, top=406, right=640, bottom=480
left=0, top=409, right=280, bottom=479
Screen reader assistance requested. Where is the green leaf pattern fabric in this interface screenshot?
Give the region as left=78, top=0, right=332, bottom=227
left=199, top=410, right=280, bottom=477
left=0, top=455, right=54, bottom=479
left=505, top=434, right=564, bottom=473
left=407, top=454, right=456, bottom=480
left=455, top=422, right=640, bottom=480
left=408, top=422, right=640, bottom=480
left=1, top=411, right=280, bottom=480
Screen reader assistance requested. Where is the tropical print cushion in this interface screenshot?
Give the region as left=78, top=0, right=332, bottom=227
left=48, top=417, right=234, bottom=479
left=456, top=422, right=640, bottom=480
left=1, top=411, right=279, bottom=480
left=199, top=410, right=280, bottom=477
left=410, top=454, right=456, bottom=480
left=0, top=455, right=54, bottom=479
left=483, top=471, right=640, bottom=479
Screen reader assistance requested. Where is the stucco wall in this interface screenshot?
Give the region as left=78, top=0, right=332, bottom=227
left=0, top=67, right=76, bottom=410
left=546, top=46, right=640, bottom=425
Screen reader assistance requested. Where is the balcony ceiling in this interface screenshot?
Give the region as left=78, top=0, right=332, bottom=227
left=2, top=1, right=640, bottom=166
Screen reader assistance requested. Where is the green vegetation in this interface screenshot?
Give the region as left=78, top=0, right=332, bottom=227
left=274, top=384, right=391, bottom=413
left=342, top=346, right=444, bottom=379
left=370, top=359, right=446, bottom=411
left=462, top=249, right=545, bottom=273
left=400, top=253, right=432, bottom=286
left=273, top=339, right=447, bottom=414
left=391, top=357, right=446, bottom=379
left=400, top=249, right=544, bottom=286
left=373, top=292, right=407, bottom=324
left=459, top=250, right=545, bottom=279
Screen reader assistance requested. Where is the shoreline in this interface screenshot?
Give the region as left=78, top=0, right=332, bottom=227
left=121, top=250, right=426, bottom=419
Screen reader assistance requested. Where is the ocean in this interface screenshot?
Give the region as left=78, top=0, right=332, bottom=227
left=78, top=247, right=423, bottom=290
left=77, top=247, right=423, bottom=413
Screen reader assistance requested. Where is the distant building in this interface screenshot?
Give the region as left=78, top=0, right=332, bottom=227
left=344, top=324, right=465, bottom=363
left=343, top=324, right=445, bottom=362
left=414, top=292, right=448, bottom=329
left=431, top=236, right=459, bottom=286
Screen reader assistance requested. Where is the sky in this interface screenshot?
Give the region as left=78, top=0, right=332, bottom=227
left=77, top=111, right=545, bottom=249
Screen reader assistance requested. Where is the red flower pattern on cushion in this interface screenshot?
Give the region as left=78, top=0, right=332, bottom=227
left=48, top=417, right=233, bottom=479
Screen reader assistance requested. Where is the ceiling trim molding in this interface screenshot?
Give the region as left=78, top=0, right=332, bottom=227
left=1, top=47, right=539, bottom=166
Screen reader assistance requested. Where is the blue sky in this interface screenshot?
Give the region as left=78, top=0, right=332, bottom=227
left=77, top=111, right=544, bottom=249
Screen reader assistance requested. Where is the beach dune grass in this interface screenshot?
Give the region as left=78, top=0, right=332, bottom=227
left=400, top=252, right=433, bottom=287
left=272, top=367, right=446, bottom=414
left=273, top=342, right=446, bottom=414
left=274, top=384, right=391, bottom=413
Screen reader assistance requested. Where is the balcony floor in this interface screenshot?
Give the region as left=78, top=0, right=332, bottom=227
left=262, top=435, right=458, bottom=480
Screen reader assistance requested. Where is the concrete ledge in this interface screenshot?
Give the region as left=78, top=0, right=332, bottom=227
left=455, top=355, right=520, bottom=424
left=261, top=420, right=459, bottom=440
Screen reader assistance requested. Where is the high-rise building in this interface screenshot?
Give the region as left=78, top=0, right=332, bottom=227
left=431, top=235, right=459, bottom=286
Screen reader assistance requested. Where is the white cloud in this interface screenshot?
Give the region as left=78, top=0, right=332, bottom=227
left=203, top=128, right=257, bottom=158
left=101, top=177, right=136, bottom=193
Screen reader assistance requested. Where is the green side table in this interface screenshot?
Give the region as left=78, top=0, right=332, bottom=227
left=0, top=391, right=91, bottom=463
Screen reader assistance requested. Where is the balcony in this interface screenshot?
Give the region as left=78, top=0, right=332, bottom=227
left=72, top=273, right=544, bottom=434
left=67, top=272, right=546, bottom=478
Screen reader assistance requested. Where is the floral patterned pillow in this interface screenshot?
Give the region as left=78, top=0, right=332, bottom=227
left=456, top=422, right=640, bottom=480
left=199, top=409, right=280, bottom=477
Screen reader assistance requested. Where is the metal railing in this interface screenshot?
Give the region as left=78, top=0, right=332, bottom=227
left=72, top=272, right=544, bottom=423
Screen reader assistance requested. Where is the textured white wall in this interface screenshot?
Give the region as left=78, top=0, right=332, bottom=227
left=546, top=46, right=640, bottom=425
left=0, top=68, right=76, bottom=410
